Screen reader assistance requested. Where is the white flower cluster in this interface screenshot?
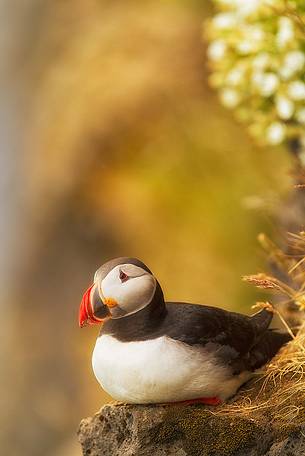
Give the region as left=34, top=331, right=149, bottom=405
left=206, top=0, right=305, bottom=147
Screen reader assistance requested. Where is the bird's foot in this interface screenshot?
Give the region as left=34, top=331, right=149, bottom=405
left=196, top=396, right=222, bottom=406
left=164, top=396, right=222, bottom=406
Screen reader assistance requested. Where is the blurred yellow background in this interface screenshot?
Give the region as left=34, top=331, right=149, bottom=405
left=1, top=1, right=290, bottom=455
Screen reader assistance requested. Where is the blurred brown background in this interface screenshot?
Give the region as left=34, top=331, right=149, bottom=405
left=1, top=1, right=290, bottom=455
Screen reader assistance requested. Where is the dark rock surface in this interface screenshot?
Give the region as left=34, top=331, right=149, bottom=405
left=78, top=403, right=305, bottom=456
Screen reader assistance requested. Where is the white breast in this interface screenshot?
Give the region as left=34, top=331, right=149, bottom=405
left=92, top=335, right=251, bottom=404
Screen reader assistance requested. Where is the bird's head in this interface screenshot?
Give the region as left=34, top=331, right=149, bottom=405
left=79, top=257, right=157, bottom=327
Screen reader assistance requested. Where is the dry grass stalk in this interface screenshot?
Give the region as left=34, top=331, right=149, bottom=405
left=215, top=232, right=305, bottom=423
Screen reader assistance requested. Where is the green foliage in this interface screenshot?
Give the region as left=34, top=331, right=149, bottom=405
left=206, top=0, right=305, bottom=150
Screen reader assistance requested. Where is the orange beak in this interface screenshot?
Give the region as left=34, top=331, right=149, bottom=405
left=79, top=284, right=111, bottom=328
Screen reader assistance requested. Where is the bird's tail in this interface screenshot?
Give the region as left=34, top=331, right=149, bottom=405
left=249, top=330, right=291, bottom=371
left=250, top=308, right=273, bottom=335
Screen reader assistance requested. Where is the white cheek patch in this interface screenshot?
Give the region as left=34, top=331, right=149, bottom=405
left=101, top=264, right=156, bottom=316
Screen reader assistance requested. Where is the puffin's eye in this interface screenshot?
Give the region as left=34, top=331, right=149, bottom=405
left=119, top=270, right=129, bottom=282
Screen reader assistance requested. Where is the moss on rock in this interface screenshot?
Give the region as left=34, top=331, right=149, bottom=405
left=154, top=406, right=266, bottom=456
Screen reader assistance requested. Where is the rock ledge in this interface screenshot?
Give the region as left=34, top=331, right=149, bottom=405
left=78, top=403, right=305, bottom=456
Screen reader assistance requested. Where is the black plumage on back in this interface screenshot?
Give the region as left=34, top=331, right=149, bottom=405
left=102, top=299, right=290, bottom=374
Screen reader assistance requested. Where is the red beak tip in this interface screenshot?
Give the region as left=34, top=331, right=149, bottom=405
left=79, top=284, right=94, bottom=328
left=79, top=283, right=106, bottom=328
left=78, top=313, right=89, bottom=328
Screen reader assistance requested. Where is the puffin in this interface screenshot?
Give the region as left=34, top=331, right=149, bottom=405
left=79, top=257, right=290, bottom=405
